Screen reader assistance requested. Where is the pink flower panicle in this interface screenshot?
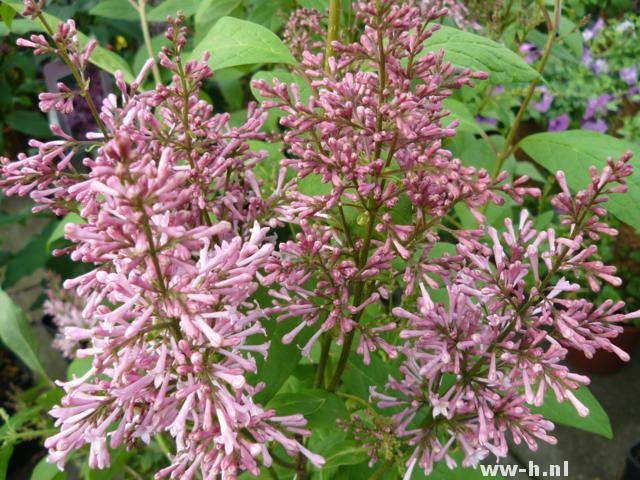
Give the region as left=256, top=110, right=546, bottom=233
left=2, top=8, right=322, bottom=480
left=422, top=0, right=483, bottom=31
left=368, top=152, right=636, bottom=477
left=283, top=7, right=327, bottom=61
left=254, top=0, right=525, bottom=362
left=256, top=0, right=635, bottom=476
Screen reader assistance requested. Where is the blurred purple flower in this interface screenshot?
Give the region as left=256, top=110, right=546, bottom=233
left=585, top=94, right=614, bottom=118
left=519, top=42, right=541, bottom=64
left=582, top=46, right=592, bottom=66
left=592, top=59, right=609, bottom=75
left=583, top=17, right=605, bottom=42
left=616, top=19, right=634, bottom=33
left=548, top=114, right=570, bottom=132
left=620, top=67, right=638, bottom=86
left=476, top=115, right=498, bottom=126
left=532, top=87, right=553, bottom=113
left=582, top=118, right=608, bottom=133
left=492, top=84, right=505, bottom=96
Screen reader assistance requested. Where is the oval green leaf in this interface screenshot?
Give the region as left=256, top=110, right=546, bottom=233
left=191, top=16, right=297, bottom=70
left=529, top=385, right=612, bottom=439
left=424, top=25, right=539, bottom=84
left=0, top=288, right=47, bottom=378
left=520, top=130, right=640, bottom=232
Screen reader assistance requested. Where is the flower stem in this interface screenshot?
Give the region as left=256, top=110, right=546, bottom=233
left=314, top=334, right=331, bottom=388
left=369, top=459, right=394, bottom=480
left=324, top=0, right=341, bottom=68
left=327, top=0, right=387, bottom=393
left=137, top=0, right=162, bottom=85
left=37, top=14, right=109, bottom=138
left=490, top=0, right=562, bottom=179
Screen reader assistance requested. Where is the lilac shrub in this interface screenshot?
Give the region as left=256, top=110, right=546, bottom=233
left=0, top=0, right=637, bottom=479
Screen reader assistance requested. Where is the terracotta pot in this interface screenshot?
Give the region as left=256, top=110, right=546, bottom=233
left=566, top=325, right=640, bottom=374
left=622, top=441, right=640, bottom=480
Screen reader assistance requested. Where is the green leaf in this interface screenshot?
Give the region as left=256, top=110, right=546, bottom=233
left=31, top=457, right=67, bottom=480
left=89, top=0, right=138, bottom=21
left=5, top=110, right=51, bottom=138
left=0, top=443, right=14, bottom=480
left=558, top=16, right=583, bottom=59
left=341, top=352, right=397, bottom=401
left=248, top=0, right=287, bottom=31
left=267, top=390, right=326, bottom=416
left=191, top=16, right=297, bottom=70
left=519, top=130, right=640, bottom=231
left=46, top=213, right=85, bottom=252
left=147, top=0, right=202, bottom=22
left=194, top=0, right=243, bottom=38
left=424, top=25, right=539, bottom=84
left=442, top=99, right=485, bottom=135
left=67, top=356, right=93, bottom=380
left=251, top=68, right=312, bottom=108
left=530, top=385, right=612, bottom=439
left=321, top=440, right=369, bottom=469
left=0, top=288, right=47, bottom=377
left=3, top=220, right=56, bottom=289
left=298, top=0, right=328, bottom=9
left=0, top=4, right=16, bottom=28
left=133, top=33, right=171, bottom=75
left=249, top=139, right=286, bottom=190
left=305, top=391, right=349, bottom=432
left=3, top=0, right=134, bottom=82
left=248, top=316, right=314, bottom=404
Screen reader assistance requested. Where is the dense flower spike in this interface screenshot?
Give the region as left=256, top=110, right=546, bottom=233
left=1, top=8, right=321, bottom=480
left=255, top=0, right=524, bottom=364
left=367, top=153, right=637, bottom=476
left=256, top=0, right=636, bottom=477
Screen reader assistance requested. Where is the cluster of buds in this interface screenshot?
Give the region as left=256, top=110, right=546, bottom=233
left=258, top=0, right=636, bottom=477
left=255, top=0, right=532, bottom=371
left=2, top=4, right=322, bottom=479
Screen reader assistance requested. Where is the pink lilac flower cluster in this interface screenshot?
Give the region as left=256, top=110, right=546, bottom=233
left=255, top=0, right=530, bottom=372
left=1, top=5, right=322, bottom=479
left=256, top=0, right=636, bottom=477
left=369, top=154, right=636, bottom=477
left=283, top=7, right=326, bottom=62
left=422, top=0, right=482, bottom=31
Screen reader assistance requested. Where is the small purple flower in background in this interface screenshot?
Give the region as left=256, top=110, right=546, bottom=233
left=582, top=46, right=592, bottom=66
left=492, top=84, right=505, bottom=96
left=520, top=42, right=541, bottom=64
left=585, top=93, right=614, bottom=119
left=616, top=19, right=634, bottom=33
left=582, top=118, right=609, bottom=133
left=548, top=114, right=570, bottom=132
left=476, top=115, right=498, bottom=126
left=620, top=66, right=638, bottom=86
left=532, top=86, right=553, bottom=113
left=583, top=17, right=605, bottom=42
left=592, top=59, right=609, bottom=75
